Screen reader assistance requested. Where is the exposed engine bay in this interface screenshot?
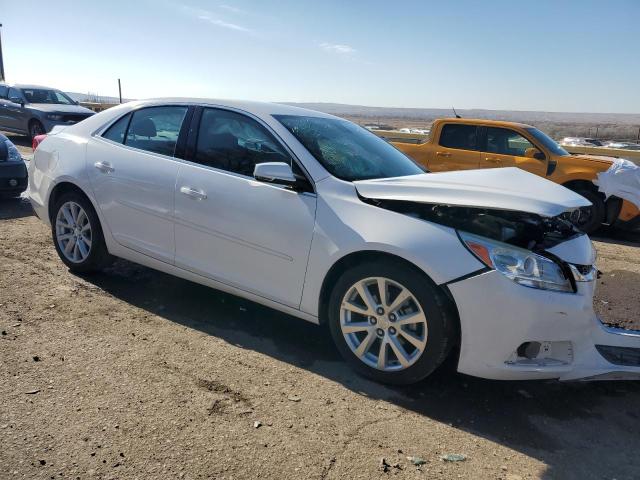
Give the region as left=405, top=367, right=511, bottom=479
left=362, top=197, right=581, bottom=251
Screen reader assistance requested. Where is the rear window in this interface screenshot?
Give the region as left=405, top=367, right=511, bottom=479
left=124, top=106, right=188, bottom=157
left=439, top=124, right=479, bottom=151
left=102, top=113, right=131, bottom=144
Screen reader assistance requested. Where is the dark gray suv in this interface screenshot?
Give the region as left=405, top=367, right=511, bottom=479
left=0, top=84, right=95, bottom=139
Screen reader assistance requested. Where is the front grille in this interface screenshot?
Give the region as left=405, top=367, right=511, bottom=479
left=596, top=345, right=640, bottom=366
left=61, top=114, right=92, bottom=123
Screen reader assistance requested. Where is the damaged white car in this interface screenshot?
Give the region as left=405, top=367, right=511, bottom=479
left=27, top=99, right=640, bottom=384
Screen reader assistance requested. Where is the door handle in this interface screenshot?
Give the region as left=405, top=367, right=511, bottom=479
left=435, top=151, right=452, bottom=157
left=94, top=161, right=115, bottom=173
left=485, top=157, right=501, bottom=163
left=180, top=186, right=207, bottom=200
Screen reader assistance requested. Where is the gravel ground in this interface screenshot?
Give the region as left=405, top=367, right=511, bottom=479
left=2, top=149, right=640, bottom=479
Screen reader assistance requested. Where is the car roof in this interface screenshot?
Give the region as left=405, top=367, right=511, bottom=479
left=13, top=84, right=60, bottom=90
left=435, top=117, right=534, bottom=129
left=131, top=97, right=338, bottom=120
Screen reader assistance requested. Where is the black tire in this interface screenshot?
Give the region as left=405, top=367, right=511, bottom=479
left=51, top=191, right=112, bottom=273
left=29, top=120, right=45, bottom=140
left=573, top=189, right=605, bottom=234
left=327, top=260, right=457, bottom=385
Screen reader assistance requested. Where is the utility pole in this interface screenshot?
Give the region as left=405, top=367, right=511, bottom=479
left=118, top=78, right=122, bottom=104
left=0, top=24, right=5, bottom=83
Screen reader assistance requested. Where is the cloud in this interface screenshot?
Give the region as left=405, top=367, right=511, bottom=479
left=219, top=4, right=247, bottom=15
left=179, top=4, right=252, bottom=33
left=319, top=42, right=356, bottom=55
left=198, top=13, right=251, bottom=32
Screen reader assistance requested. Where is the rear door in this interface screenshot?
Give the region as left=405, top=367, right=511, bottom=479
left=431, top=123, right=481, bottom=172
left=86, top=105, right=191, bottom=263
left=173, top=107, right=317, bottom=307
left=481, top=127, right=547, bottom=176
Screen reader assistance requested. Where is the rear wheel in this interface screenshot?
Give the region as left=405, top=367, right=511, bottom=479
left=51, top=192, right=112, bottom=272
left=328, top=260, right=457, bottom=385
left=573, top=189, right=605, bottom=234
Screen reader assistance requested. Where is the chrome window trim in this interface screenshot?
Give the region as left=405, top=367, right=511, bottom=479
left=194, top=104, right=316, bottom=194
left=91, top=102, right=316, bottom=194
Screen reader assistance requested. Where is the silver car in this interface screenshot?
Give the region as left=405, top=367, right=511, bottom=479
left=0, top=84, right=95, bottom=139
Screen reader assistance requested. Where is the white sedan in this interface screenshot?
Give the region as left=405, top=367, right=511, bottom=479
left=27, top=99, right=640, bottom=384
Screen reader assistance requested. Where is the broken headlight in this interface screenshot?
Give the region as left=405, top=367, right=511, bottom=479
left=458, top=231, right=573, bottom=293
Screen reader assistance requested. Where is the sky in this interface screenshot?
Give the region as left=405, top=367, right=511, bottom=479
left=1, top=0, right=639, bottom=113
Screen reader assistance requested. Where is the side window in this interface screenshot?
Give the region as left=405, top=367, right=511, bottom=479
left=8, top=88, right=23, bottom=103
left=102, top=113, right=131, bottom=144
left=0, top=85, right=7, bottom=99
left=486, top=127, right=534, bottom=156
left=439, top=124, right=478, bottom=151
left=124, top=106, right=188, bottom=157
left=194, top=108, right=291, bottom=177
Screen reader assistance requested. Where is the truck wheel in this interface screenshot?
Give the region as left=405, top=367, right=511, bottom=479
left=327, top=260, right=457, bottom=385
left=573, top=189, right=605, bottom=234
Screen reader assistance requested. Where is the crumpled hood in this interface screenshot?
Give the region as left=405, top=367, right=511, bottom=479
left=354, top=167, right=590, bottom=217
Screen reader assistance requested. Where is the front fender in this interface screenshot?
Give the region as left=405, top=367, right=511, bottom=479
left=299, top=180, right=484, bottom=317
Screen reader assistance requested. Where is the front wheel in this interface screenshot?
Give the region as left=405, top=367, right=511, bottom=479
left=327, top=260, right=457, bottom=385
left=573, top=189, right=605, bottom=234
left=51, top=192, right=112, bottom=272
left=29, top=120, right=45, bottom=140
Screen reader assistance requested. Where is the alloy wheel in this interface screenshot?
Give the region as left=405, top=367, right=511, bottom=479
left=55, top=201, right=92, bottom=263
left=339, top=277, right=428, bottom=371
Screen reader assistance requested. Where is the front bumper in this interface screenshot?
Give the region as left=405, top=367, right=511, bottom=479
left=0, top=161, right=28, bottom=195
left=448, top=270, right=640, bottom=381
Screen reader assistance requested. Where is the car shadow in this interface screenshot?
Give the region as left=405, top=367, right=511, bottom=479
left=78, top=258, right=640, bottom=480
left=591, top=225, right=640, bottom=247
left=1, top=132, right=31, bottom=148
left=0, top=195, right=35, bottom=220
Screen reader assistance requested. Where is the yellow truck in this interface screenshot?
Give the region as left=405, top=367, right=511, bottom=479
left=387, top=118, right=640, bottom=233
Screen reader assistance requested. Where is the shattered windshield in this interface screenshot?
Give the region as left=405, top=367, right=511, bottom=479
left=275, top=115, right=425, bottom=181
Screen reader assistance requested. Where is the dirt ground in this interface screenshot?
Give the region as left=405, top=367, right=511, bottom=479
left=2, top=167, right=640, bottom=479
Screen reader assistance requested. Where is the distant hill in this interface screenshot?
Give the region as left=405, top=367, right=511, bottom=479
left=285, top=103, right=640, bottom=141
left=285, top=102, right=640, bottom=125
left=66, top=92, right=127, bottom=104
left=60, top=93, right=640, bottom=140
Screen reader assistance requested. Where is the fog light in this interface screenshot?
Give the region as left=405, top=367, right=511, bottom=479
left=507, top=341, right=574, bottom=367
left=517, top=341, right=541, bottom=359
left=9, top=178, right=18, bottom=187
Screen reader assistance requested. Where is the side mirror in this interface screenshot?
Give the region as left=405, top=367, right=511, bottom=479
left=253, top=162, right=297, bottom=186
left=9, top=97, right=24, bottom=106
left=524, top=147, right=545, bottom=160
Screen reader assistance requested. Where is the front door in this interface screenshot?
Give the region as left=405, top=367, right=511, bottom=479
left=173, top=107, right=316, bottom=307
left=430, top=123, right=481, bottom=172
left=3, top=88, right=27, bottom=132
left=86, top=105, right=189, bottom=263
left=480, top=127, right=547, bottom=177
